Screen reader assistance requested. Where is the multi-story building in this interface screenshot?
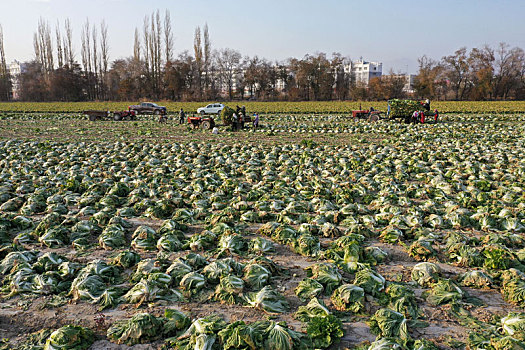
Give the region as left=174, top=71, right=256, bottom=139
left=351, top=59, right=382, bottom=85
left=8, top=60, right=26, bottom=100
left=341, top=59, right=382, bottom=86
left=382, top=73, right=416, bottom=93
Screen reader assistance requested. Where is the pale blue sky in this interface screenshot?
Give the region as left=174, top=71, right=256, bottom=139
left=1, top=0, right=523, bottom=73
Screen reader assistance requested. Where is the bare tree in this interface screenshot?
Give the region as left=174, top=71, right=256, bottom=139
left=81, top=20, right=91, bottom=74
left=92, top=25, right=99, bottom=98
left=34, top=18, right=54, bottom=74
left=414, top=55, right=445, bottom=99
left=442, top=47, right=471, bottom=100
left=193, top=26, right=203, bottom=99
left=153, top=10, right=162, bottom=96
left=493, top=43, right=524, bottom=99
left=203, top=23, right=211, bottom=98
left=141, top=11, right=163, bottom=98
left=133, top=28, right=141, bottom=62
left=0, top=24, right=11, bottom=100
left=164, top=10, right=173, bottom=64
left=143, top=16, right=150, bottom=78
left=44, top=20, right=54, bottom=72
left=468, top=45, right=495, bottom=100
left=216, top=48, right=241, bottom=100
left=0, top=25, right=7, bottom=76
left=99, top=20, right=109, bottom=99
left=63, top=18, right=74, bottom=67
left=100, top=21, right=109, bottom=76
left=55, top=21, right=63, bottom=68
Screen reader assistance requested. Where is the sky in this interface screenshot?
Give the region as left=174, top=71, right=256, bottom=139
left=1, top=0, right=524, bottom=73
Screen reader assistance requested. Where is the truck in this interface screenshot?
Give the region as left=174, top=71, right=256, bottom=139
left=128, top=102, right=167, bottom=115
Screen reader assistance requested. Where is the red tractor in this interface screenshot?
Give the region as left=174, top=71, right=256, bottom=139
left=187, top=115, right=216, bottom=129
left=352, top=109, right=382, bottom=122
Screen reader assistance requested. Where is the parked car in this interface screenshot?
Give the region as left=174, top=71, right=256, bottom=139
left=197, top=103, right=224, bottom=115
left=128, top=102, right=167, bottom=115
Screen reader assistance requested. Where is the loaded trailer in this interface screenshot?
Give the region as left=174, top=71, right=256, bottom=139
left=83, top=110, right=137, bottom=121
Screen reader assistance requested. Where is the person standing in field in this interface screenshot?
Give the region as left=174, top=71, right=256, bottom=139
left=422, top=99, right=430, bottom=112
left=253, top=113, right=259, bottom=129
left=179, top=108, right=186, bottom=124
left=239, top=113, right=245, bottom=129
left=231, top=113, right=238, bottom=131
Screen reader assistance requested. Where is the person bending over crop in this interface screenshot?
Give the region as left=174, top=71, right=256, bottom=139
left=422, top=99, right=430, bottom=112
left=412, top=110, right=420, bottom=124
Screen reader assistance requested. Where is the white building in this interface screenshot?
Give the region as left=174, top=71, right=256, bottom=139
left=382, top=74, right=416, bottom=93
left=8, top=60, right=26, bottom=100
left=400, top=74, right=416, bottom=93
left=351, top=59, right=382, bottom=85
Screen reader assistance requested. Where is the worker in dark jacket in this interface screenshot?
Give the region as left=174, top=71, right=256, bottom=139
left=231, top=113, right=238, bottom=131
left=422, top=99, right=430, bottom=112
left=179, top=108, right=186, bottom=124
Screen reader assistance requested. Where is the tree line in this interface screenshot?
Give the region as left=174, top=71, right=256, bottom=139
left=0, top=11, right=524, bottom=102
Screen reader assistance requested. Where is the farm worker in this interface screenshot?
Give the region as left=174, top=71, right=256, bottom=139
left=422, top=99, right=430, bottom=112
left=212, top=127, right=219, bottom=134
left=387, top=104, right=391, bottom=117
left=239, top=113, right=245, bottom=129
left=412, top=110, right=419, bottom=124
left=232, top=113, right=238, bottom=131
left=253, top=113, right=259, bottom=129
left=434, top=109, right=439, bottom=123
left=420, top=111, right=425, bottom=124
left=179, top=108, right=186, bottom=124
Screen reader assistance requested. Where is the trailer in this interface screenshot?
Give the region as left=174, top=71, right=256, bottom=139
left=83, top=110, right=136, bottom=121
left=352, top=100, right=439, bottom=124
left=386, top=99, right=439, bottom=124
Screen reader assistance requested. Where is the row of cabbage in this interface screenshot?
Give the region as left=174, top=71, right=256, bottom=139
left=2, top=101, right=525, bottom=114
left=0, top=116, right=524, bottom=348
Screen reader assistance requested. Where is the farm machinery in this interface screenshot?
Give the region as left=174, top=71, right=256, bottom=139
left=187, top=105, right=252, bottom=130
left=387, top=99, right=439, bottom=123
left=352, top=99, right=439, bottom=123
left=187, top=115, right=216, bottom=130
left=352, top=108, right=382, bottom=122
left=84, top=110, right=136, bottom=121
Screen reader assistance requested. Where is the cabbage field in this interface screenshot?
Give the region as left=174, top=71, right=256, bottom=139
left=0, top=109, right=524, bottom=349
